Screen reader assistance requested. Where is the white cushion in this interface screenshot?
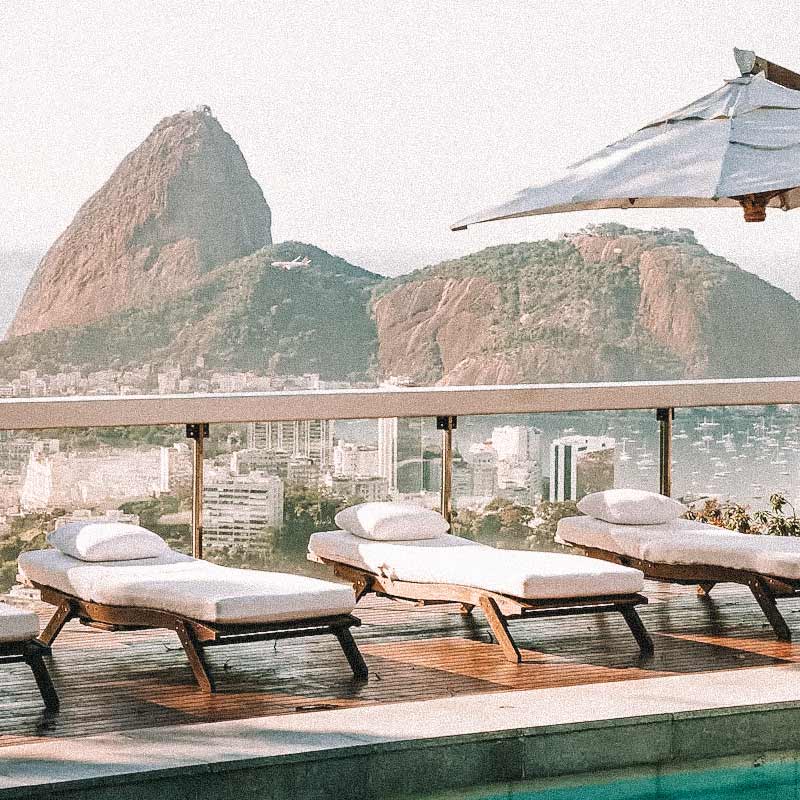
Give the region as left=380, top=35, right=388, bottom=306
left=557, top=516, right=711, bottom=560
left=557, top=515, right=800, bottom=581
left=18, top=549, right=355, bottom=625
left=48, top=521, right=170, bottom=562
left=334, top=502, right=449, bottom=541
left=577, top=489, right=687, bottom=525
left=309, top=530, right=644, bottom=599
left=0, top=602, right=39, bottom=642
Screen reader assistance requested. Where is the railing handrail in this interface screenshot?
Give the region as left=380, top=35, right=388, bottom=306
left=2, top=376, right=800, bottom=430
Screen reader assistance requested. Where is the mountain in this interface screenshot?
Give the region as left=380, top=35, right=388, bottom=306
left=0, top=250, right=39, bottom=337
left=6, top=105, right=800, bottom=387
left=374, top=224, right=800, bottom=384
left=7, top=108, right=271, bottom=339
left=5, top=222, right=800, bottom=386
left=0, top=242, right=380, bottom=381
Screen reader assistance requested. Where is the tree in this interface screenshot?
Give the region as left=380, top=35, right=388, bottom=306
left=453, top=497, right=572, bottom=552
left=527, top=500, right=579, bottom=550
left=283, top=485, right=359, bottom=537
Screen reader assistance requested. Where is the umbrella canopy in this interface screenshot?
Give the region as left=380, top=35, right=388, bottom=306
left=452, top=49, right=800, bottom=229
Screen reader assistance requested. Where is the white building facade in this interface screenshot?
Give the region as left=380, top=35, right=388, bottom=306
left=377, top=417, right=424, bottom=495
left=469, top=441, right=498, bottom=499
left=332, top=441, right=380, bottom=478
left=549, top=435, right=615, bottom=502
left=247, top=420, right=334, bottom=469
left=203, top=472, right=284, bottom=550
left=20, top=446, right=164, bottom=510
left=491, top=425, right=543, bottom=503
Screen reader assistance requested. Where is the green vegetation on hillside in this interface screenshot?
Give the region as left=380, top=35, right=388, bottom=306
left=373, top=224, right=800, bottom=384
left=0, top=242, right=380, bottom=381
left=212, top=243, right=379, bottom=377
left=6, top=225, right=800, bottom=387
left=374, top=234, right=686, bottom=383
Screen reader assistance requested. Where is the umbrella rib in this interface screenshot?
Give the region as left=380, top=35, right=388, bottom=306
left=451, top=52, right=800, bottom=229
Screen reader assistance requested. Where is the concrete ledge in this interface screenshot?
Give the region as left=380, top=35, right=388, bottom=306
left=6, top=702, right=800, bottom=800
left=6, top=665, right=800, bottom=799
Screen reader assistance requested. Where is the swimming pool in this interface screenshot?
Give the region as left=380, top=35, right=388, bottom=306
left=419, top=754, right=800, bottom=800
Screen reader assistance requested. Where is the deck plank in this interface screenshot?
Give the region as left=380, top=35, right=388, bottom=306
left=2, top=581, right=800, bottom=748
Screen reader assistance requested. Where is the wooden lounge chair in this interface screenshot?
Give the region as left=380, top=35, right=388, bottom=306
left=308, top=530, right=654, bottom=662
left=0, top=603, right=59, bottom=711
left=18, top=549, right=367, bottom=692
left=557, top=515, right=800, bottom=641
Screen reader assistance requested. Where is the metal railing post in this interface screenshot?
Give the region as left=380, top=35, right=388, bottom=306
left=656, top=408, right=674, bottom=497
left=186, top=423, right=209, bottom=558
left=437, top=415, right=457, bottom=523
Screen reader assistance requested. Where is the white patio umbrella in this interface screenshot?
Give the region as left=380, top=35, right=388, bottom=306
left=452, top=49, right=800, bottom=229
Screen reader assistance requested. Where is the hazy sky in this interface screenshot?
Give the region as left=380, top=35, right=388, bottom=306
left=3, top=2, right=800, bottom=288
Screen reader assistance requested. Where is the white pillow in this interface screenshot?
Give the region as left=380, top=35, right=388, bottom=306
left=334, top=502, right=449, bottom=541
left=577, top=489, right=687, bottom=526
left=48, top=521, right=170, bottom=562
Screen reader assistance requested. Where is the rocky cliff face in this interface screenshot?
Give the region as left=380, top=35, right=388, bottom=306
left=373, top=276, right=505, bottom=385
left=374, top=225, right=800, bottom=384
left=7, top=108, right=271, bottom=338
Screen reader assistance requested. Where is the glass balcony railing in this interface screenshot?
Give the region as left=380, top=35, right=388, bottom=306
left=2, top=377, right=800, bottom=593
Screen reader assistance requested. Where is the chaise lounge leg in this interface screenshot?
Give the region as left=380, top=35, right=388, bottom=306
left=479, top=596, right=521, bottom=663
left=37, top=599, right=76, bottom=650
left=749, top=578, right=792, bottom=641
left=352, top=576, right=372, bottom=603
left=175, top=621, right=216, bottom=692
left=618, top=604, right=655, bottom=656
left=333, top=625, right=368, bottom=680
left=24, top=644, right=59, bottom=711
left=697, top=582, right=716, bottom=597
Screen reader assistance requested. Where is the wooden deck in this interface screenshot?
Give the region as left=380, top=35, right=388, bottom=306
left=3, top=580, right=800, bottom=749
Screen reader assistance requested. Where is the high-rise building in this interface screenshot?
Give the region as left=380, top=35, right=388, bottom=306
left=497, top=460, right=542, bottom=505
left=0, top=433, right=45, bottom=474
left=20, top=447, right=164, bottom=509
left=451, top=454, right=473, bottom=497
left=159, top=442, right=192, bottom=494
left=491, top=425, right=543, bottom=504
left=549, top=435, right=615, bottom=502
left=469, top=441, right=498, bottom=499
left=377, top=417, right=424, bottom=495
left=247, top=420, right=334, bottom=469
left=203, top=472, right=284, bottom=550
left=230, top=448, right=289, bottom=478
left=491, top=426, right=541, bottom=463
left=332, top=441, right=380, bottom=477
left=286, top=456, right=320, bottom=486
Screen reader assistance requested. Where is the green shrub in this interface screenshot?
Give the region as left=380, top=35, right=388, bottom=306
left=687, top=493, right=800, bottom=537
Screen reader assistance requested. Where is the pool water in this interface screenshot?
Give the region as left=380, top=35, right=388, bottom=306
left=423, top=756, right=800, bottom=800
